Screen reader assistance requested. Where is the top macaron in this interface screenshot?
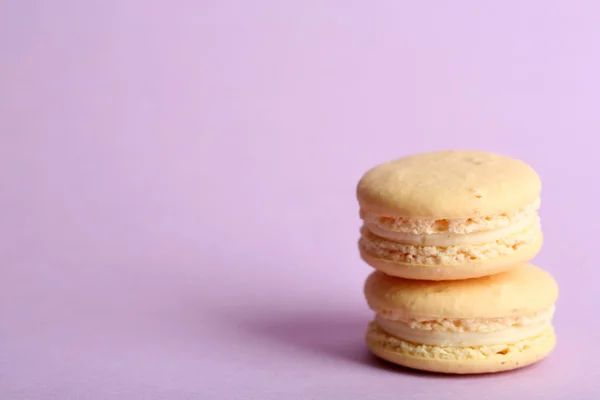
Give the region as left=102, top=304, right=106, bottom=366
left=357, top=150, right=542, bottom=280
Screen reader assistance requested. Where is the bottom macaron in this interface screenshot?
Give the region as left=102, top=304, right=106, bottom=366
left=363, top=264, right=558, bottom=374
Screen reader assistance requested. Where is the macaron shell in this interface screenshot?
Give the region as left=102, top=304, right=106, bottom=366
left=366, top=328, right=556, bottom=374
left=357, top=150, right=541, bottom=218
left=364, top=264, right=558, bottom=319
left=360, top=230, right=543, bottom=280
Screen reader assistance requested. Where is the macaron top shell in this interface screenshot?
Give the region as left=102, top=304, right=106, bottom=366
left=357, top=150, right=541, bottom=218
left=364, top=264, right=558, bottom=319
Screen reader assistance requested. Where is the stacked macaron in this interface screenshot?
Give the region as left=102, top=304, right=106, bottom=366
left=357, top=150, right=558, bottom=374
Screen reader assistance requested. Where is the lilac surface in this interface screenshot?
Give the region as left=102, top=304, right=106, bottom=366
left=1, top=1, right=598, bottom=399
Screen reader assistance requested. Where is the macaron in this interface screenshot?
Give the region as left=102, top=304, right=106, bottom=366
left=364, top=264, right=558, bottom=374
left=357, top=150, right=542, bottom=280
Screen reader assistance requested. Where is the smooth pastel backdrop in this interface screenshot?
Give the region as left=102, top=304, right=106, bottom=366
left=2, top=1, right=598, bottom=399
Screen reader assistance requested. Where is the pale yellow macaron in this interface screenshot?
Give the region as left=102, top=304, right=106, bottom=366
left=357, top=150, right=542, bottom=280
left=364, top=264, right=558, bottom=374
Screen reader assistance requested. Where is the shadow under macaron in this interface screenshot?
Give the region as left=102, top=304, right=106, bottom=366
left=238, top=311, right=382, bottom=366
left=228, top=309, right=542, bottom=378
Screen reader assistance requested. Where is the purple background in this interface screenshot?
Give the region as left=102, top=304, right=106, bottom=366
left=1, top=1, right=598, bottom=399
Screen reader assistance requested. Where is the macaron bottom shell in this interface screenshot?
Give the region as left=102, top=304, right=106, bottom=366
left=360, top=232, right=543, bottom=281
left=366, top=321, right=556, bottom=374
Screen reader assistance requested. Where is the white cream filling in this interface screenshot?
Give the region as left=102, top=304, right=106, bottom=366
left=366, top=214, right=539, bottom=246
left=375, top=315, right=551, bottom=347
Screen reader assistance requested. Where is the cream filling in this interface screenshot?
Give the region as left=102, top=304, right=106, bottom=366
left=376, top=315, right=551, bottom=347
left=366, top=214, right=539, bottom=246
left=361, top=198, right=541, bottom=235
